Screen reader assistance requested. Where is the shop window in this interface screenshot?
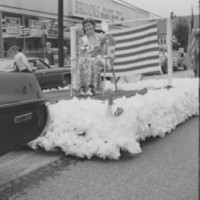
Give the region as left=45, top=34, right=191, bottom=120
left=1, top=12, right=72, bottom=65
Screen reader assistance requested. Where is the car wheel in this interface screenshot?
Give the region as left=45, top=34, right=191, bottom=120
left=63, top=75, right=71, bottom=86
left=173, top=66, right=177, bottom=71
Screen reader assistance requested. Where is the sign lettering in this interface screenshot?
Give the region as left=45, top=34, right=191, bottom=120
left=5, top=17, right=20, bottom=35
left=29, top=20, right=42, bottom=37
left=73, top=0, right=124, bottom=21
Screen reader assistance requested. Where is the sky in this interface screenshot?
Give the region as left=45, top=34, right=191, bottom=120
left=120, top=0, right=199, bottom=17
left=29, top=77, right=199, bottom=159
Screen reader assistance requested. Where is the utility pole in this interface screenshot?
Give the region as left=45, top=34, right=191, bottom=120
left=58, top=0, right=64, bottom=67
left=166, top=12, right=174, bottom=86
left=0, top=12, right=4, bottom=58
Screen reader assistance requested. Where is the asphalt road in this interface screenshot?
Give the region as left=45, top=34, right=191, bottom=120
left=0, top=116, right=198, bottom=200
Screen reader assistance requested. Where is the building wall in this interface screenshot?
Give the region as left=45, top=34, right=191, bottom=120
left=0, top=0, right=150, bottom=22
left=0, top=0, right=151, bottom=59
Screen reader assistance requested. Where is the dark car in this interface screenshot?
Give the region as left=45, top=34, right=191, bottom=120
left=172, top=51, right=187, bottom=71
left=28, top=58, right=71, bottom=89
left=0, top=58, right=71, bottom=90
left=0, top=71, right=49, bottom=156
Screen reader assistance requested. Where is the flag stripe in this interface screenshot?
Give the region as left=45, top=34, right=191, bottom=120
left=114, top=56, right=159, bottom=69
left=111, top=22, right=157, bottom=36
left=115, top=43, right=158, bottom=57
left=115, top=38, right=158, bottom=50
left=104, top=67, right=161, bottom=77
left=115, top=31, right=157, bottom=44
left=114, top=63, right=160, bottom=72
left=115, top=47, right=159, bottom=59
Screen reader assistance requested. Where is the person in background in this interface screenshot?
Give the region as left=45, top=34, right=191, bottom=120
left=14, top=48, right=32, bottom=72
left=45, top=42, right=54, bottom=65
left=75, top=17, right=115, bottom=96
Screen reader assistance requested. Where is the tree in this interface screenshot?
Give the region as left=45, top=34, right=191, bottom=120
left=173, top=18, right=189, bottom=52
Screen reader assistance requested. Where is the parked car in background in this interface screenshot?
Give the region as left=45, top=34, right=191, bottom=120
left=0, top=58, right=71, bottom=90
left=160, top=50, right=187, bottom=74
left=172, top=51, right=187, bottom=71
left=0, top=71, right=49, bottom=156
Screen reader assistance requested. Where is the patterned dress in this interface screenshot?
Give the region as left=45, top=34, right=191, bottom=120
left=75, top=32, right=106, bottom=92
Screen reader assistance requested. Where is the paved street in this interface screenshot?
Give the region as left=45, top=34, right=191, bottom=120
left=0, top=117, right=198, bottom=200
left=0, top=69, right=198, bottom=200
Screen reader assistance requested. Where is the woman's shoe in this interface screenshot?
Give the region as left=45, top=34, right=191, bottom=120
left=79, top=86, right=86, bottom=96
left=80, top=89, right=86, bottom=96
left=86, top=88, right=95, bottom=96
left=86, top=88, right=93, bottom=96
left=87, top=86, right=95, bottom=96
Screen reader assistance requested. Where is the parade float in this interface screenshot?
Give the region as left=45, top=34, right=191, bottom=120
left=29, top=18, right=199, bottom=159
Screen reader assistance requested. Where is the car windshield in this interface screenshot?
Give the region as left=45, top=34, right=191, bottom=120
left=0, top=60, right=15, bottom=72
left=29, top=59, right=49, bottom=70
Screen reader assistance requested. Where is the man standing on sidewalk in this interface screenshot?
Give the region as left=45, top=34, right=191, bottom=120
left=14, top=48, right=32, bottom=73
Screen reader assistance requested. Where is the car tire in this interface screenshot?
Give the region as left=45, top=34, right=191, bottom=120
left=173, top=66, right=177, bottom=71
left=63, top=75, right=71, bottom=86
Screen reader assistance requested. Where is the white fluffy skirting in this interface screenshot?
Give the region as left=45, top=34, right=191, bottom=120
left=29, top=78, right=199, bottom=159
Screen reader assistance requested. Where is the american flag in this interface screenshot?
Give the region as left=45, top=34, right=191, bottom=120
left=105, top=20, right=162, bottom=77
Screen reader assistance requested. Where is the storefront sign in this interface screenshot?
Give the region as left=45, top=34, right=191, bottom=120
left=46, top=21, right=58, bottom=38
left=29, top=20, right=42, bottom=37
left=70, top=0, right=125, bottom=21
left=5, top=17, right=20, bottom=35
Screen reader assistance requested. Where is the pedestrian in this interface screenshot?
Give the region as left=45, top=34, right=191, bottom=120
left=45, top=42, right=54, bottom=65
left=14, top=47, right=32, bottom=72
left=75, top=17, right=115, bottom=96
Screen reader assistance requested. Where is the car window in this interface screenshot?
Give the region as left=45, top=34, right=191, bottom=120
left=29, top=59, right=49, bottom=70
left=0, top=60, right=15, bottom=72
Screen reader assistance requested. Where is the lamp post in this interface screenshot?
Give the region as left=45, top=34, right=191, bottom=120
left=58, top=0, right=64, bottom=67
left=42, top=22, right=46, bottom=60
left=0, top=12, right=4, bottom=57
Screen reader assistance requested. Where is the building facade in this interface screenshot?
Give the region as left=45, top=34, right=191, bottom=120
left=0, top=0, right=152, bottom=65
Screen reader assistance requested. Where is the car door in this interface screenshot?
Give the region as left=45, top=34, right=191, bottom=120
left=30, top=59, right=60, bottom=89
left=0, top=72, right=49, bottom=156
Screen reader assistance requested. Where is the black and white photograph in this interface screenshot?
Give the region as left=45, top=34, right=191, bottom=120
left=0, top=0, right=199, bottom=199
